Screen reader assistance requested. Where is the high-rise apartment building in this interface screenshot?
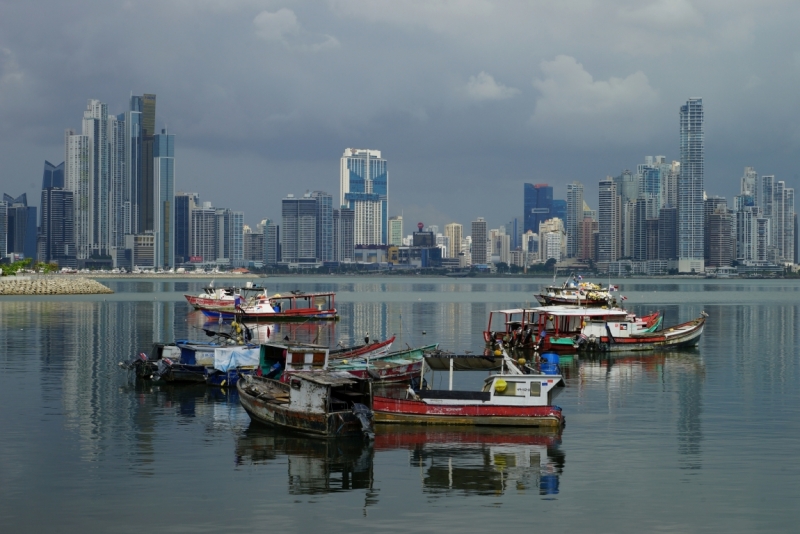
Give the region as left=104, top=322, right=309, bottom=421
left=138, top=94, right=157, bottom=233
left=264, top=220, right=280, bottom=265
left=190, top=202, right=217, bottom=262
left=340, top=148, right=388, bottom=245
left=174, top=192, right=197, bottom=264
left=658, top=207, right=678, bottom=260
left=39, top=161, right=75, bottom=266
left=333, top=208, right=355, bottom=263
left=772, top=180, right=795, bottom=264
left=444, top=223, right=463, bottom=259
left=312, top=191, right=333, bottom=262
left=153, top=130, right=175, bottom=268
left=3, top=193, right=37, bottom=261
left=471, top=217, right=488, bottom=265
left=538, top=218, right=566, bottom=262
left=281, top=193, right=317, bottom=264
left=388, top=216, right=403, bottom=246
left=523, top=183, right=552, bottom=234
left=598, top=178, right=620, bottom=262
left=566, top=182, right=583, bottom=258
left=679, top=98, right=705, bottom=272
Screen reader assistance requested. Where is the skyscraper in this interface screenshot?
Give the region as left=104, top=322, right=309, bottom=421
left=40, top=161, right=75, bottom=266
left=340, top=148, right=388, bottom=245
left=598, top=178, right=620, bottom=262
left=523, top=183, right=552, bottom=233
left=64, top=128, right=90, bottom=259
left=153, top=130, right=175, bottom=268
left=333, top=208, right=355, bottom=263
left=471, top=217, right=488, bottom=265
left=174, top=192, right=197, bottom=264
left=312, top=191, right=333, bottom=262
left=566, top=182, right=583, bottom=258
left=388, top=216, right=403, bottom=246
left=139, top=94, right=157, bottom=233
left=281, top=193, right=317, bottom=264
left=3, top=193, right=37, bottom=261
left=444, top=223, right=463, bottom=259
left=679, top=98, right=705, bottom=272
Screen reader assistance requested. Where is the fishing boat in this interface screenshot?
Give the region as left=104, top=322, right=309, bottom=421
left=329, top=335, right=396, bottom=360
left=237, top=372, right=374, bottom=439
left=535, top=279, right=617, bottom=307
left=328, top=343, right=438, bottom=382
left=372, top=348, right=565, bottom=427
left=156, top=340, right=261, bottom=386
left=118, top=342, right=181, bottom=379
left=200, top=290, right=339, bottom=322
left=184, top=285, right=244, bottom=312
left=484, top=306, right=705, bottom=353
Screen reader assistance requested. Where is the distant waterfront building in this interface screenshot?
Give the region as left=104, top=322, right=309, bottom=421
left=598, top=178, right=620, bottom=262
left=658, top=207, right=678, bottom=260
left=333, top=208, right=355, bottom=263
left=577, top=217, right=598, bottom=261
left=706, top=201, right=733, bottom=268
left=471, top=217, right=488, bottom=265
left=281, top=193, right=317, bottom=264
left=153, top=130, right=175, bottom=268
left=174, top=192, right=197, bottom=264
left=524, top=183, right=552, bottom=234
left=244, top=226, right=265, bottom=263
left=39, top=161, right=76, bottom=266
left=678, top=97, right=705, bottom=272
left=340, top=148, right=388, bottom=245
left=566, top=182, right=583, bottom=258
left=312, top=191, right=334, bottom=262
left=190, top=201, right=217, bottom=262
left=444, top=223, right=463, bottom=259
left=3, top=193, right=38, bottom=261
left=265, top=220, right=280, bottom=265
left=388, top=216, right=403, bottom=246
left=538, top=218, right=566, bottom=263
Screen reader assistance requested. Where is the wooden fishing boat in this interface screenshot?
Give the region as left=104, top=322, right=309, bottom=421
left=201, top=290, right=339, bottom=322
left=372, top=350, right=565, bottom=427
left=184, top=285, right=244, bottom=312
left=328, top=343, right=438, bottom=382
left=484, top=306, right=705, bottom=353
left=535, top=281, right=617, bottom=307
left=237, top=372, right=374, bottom=439
left=329, top=335, right=396, bottom=360
left=156, top=340, right=261, bottom=386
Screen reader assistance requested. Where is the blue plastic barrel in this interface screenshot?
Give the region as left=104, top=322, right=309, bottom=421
left=540, top=352, right=560, bottom=375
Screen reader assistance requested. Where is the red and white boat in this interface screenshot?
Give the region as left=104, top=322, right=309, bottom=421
left=372, top=349, right=565, bottom=427
left=201, top=290, right=338, bottom=322
left=484, top=305, right=705, bottom=353
left=184, top=286, right=243, bottom=312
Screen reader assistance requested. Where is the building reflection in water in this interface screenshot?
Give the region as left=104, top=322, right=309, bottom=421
left=375, top=426, right=565, bottom=496
left=235, top=424, right=378, bottom=506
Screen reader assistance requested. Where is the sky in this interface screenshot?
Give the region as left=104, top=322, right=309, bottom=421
left=2, top=0, right=800, bottom=231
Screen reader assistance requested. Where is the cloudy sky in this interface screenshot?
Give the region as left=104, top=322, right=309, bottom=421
left=2, top=0, right=799, bottom=231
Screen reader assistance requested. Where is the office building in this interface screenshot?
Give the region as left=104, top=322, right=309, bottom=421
left=658, top=207, right=678, bottom=260
left=265, top=220, right=280, bottom=265
left=243, top=226, right=265, bottom=263
left=523, top=183, right=552, bottom=233
left=577, top=217, right=598, bottom=261
left=471, top=217, right=488, bottom=265
left=706, top=202, right=733, bottom=268
left=679, top=98, right=705, bottom=272
left=444, top=223, right=463, bottom=259
left=340, top=148, right=388, bottom=245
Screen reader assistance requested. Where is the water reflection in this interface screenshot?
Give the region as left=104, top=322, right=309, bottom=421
left=375, top=426, right=565, bottom=496
left=235, top=424, right=378, bottom=503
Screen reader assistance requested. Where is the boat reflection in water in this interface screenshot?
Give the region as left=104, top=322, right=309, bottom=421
left=235, top=424, right=378, bottom=500
left=375, top=426, right=565, bottom=496
left=562, top=350, right=705, bottom=386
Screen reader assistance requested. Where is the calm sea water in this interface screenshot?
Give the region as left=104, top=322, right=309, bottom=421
left=1, top=276, right=798, bottom=533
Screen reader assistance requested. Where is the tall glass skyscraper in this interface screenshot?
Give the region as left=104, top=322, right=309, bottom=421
left=523, top=183, right=552, bottom=233
left=153, top=130, right=175, bottom=268
left=340, top=148, right=388, bottom=245
left=679, top=98, right=705, bottom=272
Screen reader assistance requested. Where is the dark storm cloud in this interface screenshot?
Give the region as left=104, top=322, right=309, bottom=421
left=2, top=0, right=800, bottom=229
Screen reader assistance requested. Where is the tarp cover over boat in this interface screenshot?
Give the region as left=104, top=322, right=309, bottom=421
left=214, top=347, right=260, bottom=372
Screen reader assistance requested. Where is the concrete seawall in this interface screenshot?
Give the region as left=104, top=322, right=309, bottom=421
left=0, top=276, right=114, bottom=295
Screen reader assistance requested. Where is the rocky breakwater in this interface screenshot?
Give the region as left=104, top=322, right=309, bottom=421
left=0, top=275, right=114, bottom=295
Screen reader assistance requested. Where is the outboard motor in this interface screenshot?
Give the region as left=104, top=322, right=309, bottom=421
left=540, top=352, right=560, bottom=375
left=351, top=403, right=375, bottom=440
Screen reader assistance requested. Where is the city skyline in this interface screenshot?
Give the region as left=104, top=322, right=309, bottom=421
left=2, top=3, right=800, bottom=232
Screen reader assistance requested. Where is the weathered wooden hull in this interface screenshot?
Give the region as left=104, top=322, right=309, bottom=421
left=329, top=336, right=395, bottom=360
left=582, top=317, right=705, bottom=353
left=372, top=396, right=564, bottom=427
left=339, top=361, right=423, bottom=382
left=185, top=294, right=239, bottom=311
left=237, top=381, right=367, bottom=438
left=328, top=344, right=437, bottom=383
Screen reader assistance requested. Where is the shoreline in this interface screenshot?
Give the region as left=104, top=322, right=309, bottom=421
left=0, top=276, right=114, bottom=295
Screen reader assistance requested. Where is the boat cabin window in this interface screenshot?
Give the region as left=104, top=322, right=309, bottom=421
left=494, top=381, right=528, bottom=397
left=529, top=382, right=541, bottom=397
